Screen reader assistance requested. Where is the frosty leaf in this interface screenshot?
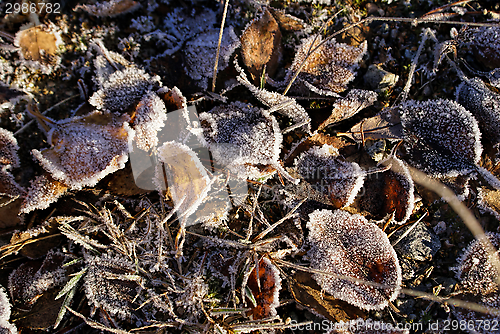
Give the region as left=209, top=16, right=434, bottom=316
left=14, top=23, right=64, bottom=73
left=8, top=250, right=67, bottom=306
left=294, top=144, right=364, bottom=209
left=236, top=64, right=311, bottom=133
left=360, top=156, right=414, bottom=224
left=397, top=99, right=482, bottom=177
left=326, top=318, right=409, bottom=333
left=76, top=0, right=141, bottom=17
left=84, top=252, right=139, bottom=320
left=0, top=285, right=12, bottom=321
left=240, top=8, right=282, bottom=82
left=31, top=111, right=133, bottom=189
left=456, top=78, right=500, bottom=158
left=463, top=26, right=500, bottom=69
left=317, top=89, right=377, bottom=131
left=89, top=66, right=161, bottom=112
left=245, top=257, right=281, bottom=320
left=132, top=91, right=167, bottom=151
left=0, top=168, right=24, bottom=199
left=184, top=27, right=240, bottom=90
left=307, top=209, right=402, bottom=310
left=285, top=36, right=367, bottom=95
left=199, top=102, right=289, bottom=182
left=20, top=173, right=68, bottom=214
left=0, top=128, right=19, bottom=169
left=154, top=141, right=212, bottom=223
left=455, top=233, right=500, bottom=296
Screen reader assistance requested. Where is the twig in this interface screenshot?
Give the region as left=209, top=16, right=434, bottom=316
left=211, top=0, right=230, bottom=92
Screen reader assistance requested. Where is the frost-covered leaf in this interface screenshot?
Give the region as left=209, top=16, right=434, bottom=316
left=397, top=99, right=482, bottom=177
left=285, top=36, right=367, bottom=95
left=84, top=252, right=139, bottom=320
left=360, top=156, right=414, bottom=224
left=20, top=173, right=68, bottom=214
left=307, top=209, right=402, bottom=310
left=342, top=111, right=404, bottom=143
left=0, top=128, right=19, bottom=168
left=0, top=285, right=16, bottom=334
left=13, top=23, right=64, bottom=74
left=89, top=66, right=161, bottom=112
left=245, top=257, right=281, bottom=319
left=456, top=77, right=500, bottom=159
left=154, top=141, right=211, bottom=223
left=240, top=8, right=282, bottom=82
left=31, top=111, right=133, bottom=189
left=132, top=91, right=167, bottom=151
left=455, top=233, right=500, bottom=296
left=294, top=144, right=364, bottom=209
left=317, top=89, right=377, bottom=131
left=199, top=101, right=291, bottom=182
left=237, top=63, right=311, bottom=133
left=8, top=250, right=67, bottom=306
left=184, top=27, right=240, bottom=90
left=463, top=26, right=500, bottom=69
left=76, top=0, right=141, bottom=17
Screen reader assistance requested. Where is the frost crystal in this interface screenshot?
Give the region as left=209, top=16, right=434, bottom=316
left=76, top=0, right=141, bottom=17
left=397, top=99, right=483, bottom=177
left=294, top=144, right=364, bottom=208
left=0, top=285, right=16, bottom=334
left=285, top=36, right=367, bottom=95
left=155, top=141, right=212, bottom=223
left=307, top=209, right=402, bottom=310
left=31, top=111, right=133, bottom=189
left=184, top=27, right=240, bottom=90
left=89, top=66, right=161, bottom=112
left=318, top=89, right=378, bottom=130
left=20, top=174, right=68, bottom=214
left=199, top=102, right=286, bottom=181
left=84, top=252, right=139, bottom=320
left=455, top=233, right=500, bottom=296
left=237, top=63, right=311, bottom=133
left=456, top=78, right=500, bottom=158
left=132, top=91, right=167, bottom=151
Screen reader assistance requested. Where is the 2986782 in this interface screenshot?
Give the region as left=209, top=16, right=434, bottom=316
left=5, top=2, right=61, bottom=14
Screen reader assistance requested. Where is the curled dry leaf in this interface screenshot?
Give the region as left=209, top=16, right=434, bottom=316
left=268, top=8, right=306, bottom=32
left=14, top=23, right=64, bottom=73
left=456, top=77, right=500, bottom=159
left=31, top=111, right=133, bottom=190
left=236, top=63, right=311, bottom=133
left=285, top=36, right=367, bottom=96
left=341, top=110, right=404, bottom=143
left=294, top=144, right=364, bottom=209
left=245, top=257, right=281, bottom=319
left=307, top=209, right=402, bottom=311
left=397, top=99, right=482, bottom=178
left=360, top=156, right=414, bottom=224
left=76, top=0, right=141, bottom=17
left=317, top=89, right=377, bottom=131
left=154, top=141, right=211, bottom=224
left=184, top=27, right=240, bottom=90
left=241, top=8, right=282, bottom=82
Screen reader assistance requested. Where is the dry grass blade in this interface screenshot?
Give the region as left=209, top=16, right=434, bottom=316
left=212, top=0, right=230, bottom=92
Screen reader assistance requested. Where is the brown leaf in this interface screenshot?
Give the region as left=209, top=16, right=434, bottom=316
left=15, top=288, right=64, bottom=330
left=104, top=162, right=152, bottom=196
left=268, top=8, right=305, bottom=31
left=478, top=188, right=500, bottom=220
left=20, top=173, right=69, bottom=214
left=288, top=271, right=366, bottom=323
left=246, top=258, right=281, bottom=319
left=285, top=133, right=348, bottom=165
left=0, top=198, right=23, bottom=230
left=341, top=112, right=404, bottom=143
left=14, top=24, right=62, bottom=67
left=241, top=9, right=282, bottom=82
